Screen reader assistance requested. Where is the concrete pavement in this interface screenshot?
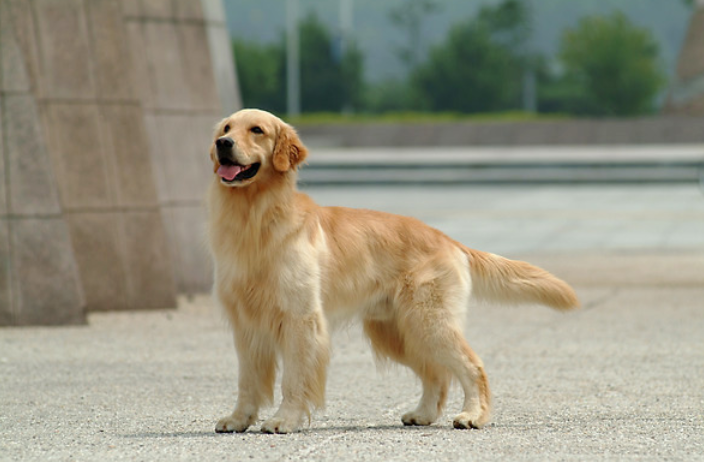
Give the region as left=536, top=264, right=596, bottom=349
left=1, top=184, right=703, bottom=461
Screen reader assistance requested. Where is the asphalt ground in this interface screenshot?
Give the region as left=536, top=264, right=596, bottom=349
left=2, top=183, right=703, bottom=461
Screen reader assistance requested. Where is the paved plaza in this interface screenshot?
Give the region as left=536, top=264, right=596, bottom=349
left=1, top=183, right=703, bottom=461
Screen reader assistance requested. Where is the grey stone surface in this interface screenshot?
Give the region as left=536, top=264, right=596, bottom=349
left=121, top=211, right=177, bottom=310
left=148, top=113, right=212, bottom=203
left=43, top=103, right=114, bottom=210
left=0, top=1, right=31, bottom=93
left=86, top=0, right=136, bottom=101
left=179, top=23, right=220, bottom=112
left=162, top=205, right=212, bottom=294
left=0, top=96, right=5, bottom=216
left=124, top=20, right=155, bottom=109
left=174, top=0, right=204, bottom=20
left=119, top=0, right=141, bottom=17
left=9, top=217, right=85, bottom=325
left=1, top=183, right=703, bottom=459
left=0, top=219, right=10, bottom=324
left=33, top=0, right=96, bottom=100
left=143, top=22, right=191, bottom=111
left=100, top=104, right=159, bottom=208
left=67, top=212, right=129, bottom=312
left=206, top=23, right=242, bottom=115
left=140, top=0, right=174, bottom=19
left=2, top=0, right=43, bottom=95
left=0, top=0, right=235, bottom=324
left=3, top=95, right=62, bottom=215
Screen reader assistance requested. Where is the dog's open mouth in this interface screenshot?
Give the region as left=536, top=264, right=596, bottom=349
left=217, top=160, right=261, bottom=183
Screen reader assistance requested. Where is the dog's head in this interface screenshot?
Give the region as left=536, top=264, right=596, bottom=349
left=210, top=109, right=308, bottom=188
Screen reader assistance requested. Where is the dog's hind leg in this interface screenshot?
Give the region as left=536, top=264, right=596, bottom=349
left=216, top=328, right=277, bottom=433
left=363, top=319, right=450, bottom=426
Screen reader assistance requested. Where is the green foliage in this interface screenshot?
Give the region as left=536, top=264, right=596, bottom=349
left=410, top=0, right=526, bottom=113
left=233, top=14, right=364, bottom=115
left=233, top=40, right=285, bottom=113
left=298, top=14, right=363, bottom=112
left=557, top=12, right=665, bottom=116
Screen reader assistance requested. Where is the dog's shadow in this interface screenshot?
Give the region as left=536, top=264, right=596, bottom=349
left=126, top=423, right=442, bottom=440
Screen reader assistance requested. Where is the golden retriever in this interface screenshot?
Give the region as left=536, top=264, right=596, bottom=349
left=207, top=109, right=579, bottom=434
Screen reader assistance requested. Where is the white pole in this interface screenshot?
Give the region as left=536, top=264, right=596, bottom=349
left=286, top=0, right=301, bottom=116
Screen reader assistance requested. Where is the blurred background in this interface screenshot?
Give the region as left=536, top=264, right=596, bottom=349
left=1, top=0, right=703, bottom=326
left=228, top=0, right=694, bottom=119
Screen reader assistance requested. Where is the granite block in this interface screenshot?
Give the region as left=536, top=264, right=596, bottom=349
left=0, top=1, right=32, bottom=93
left=162, top=205, right=211, bottom=294
left=206, top=24, right=241, bottom=115
left=3, top=95, right=62, bottom=215
left=0, top=97, right=6, bottom=217
left=200, top=0, right=226, bottom=23
left=10, top=217, right=85, bottom=325
left=124, top=21, right=155, bottom=109
left=143, top=22, right=191, bottom=110
left=100, top=104, right=159, bottom=208
left=140, top=0, right=174, bottom=19
left=121, top=211, right=176, bottom=309
left=85, top=0, right=136, bottom=100
left=43, top=103, right=114, bottom=210
left=34, top=0, right=96, bottom=99
left=142, top=113, right=168, bottom=202
left=0, top=219, right=11, bottom=325
left=178, top=23, right=220, bottom=112
left=67, top=212, right=128, bottom=312
left=151, top=114, right=210, bottom=202
left=120, top=0, right=141, bottom=17
left=174, top=0, right=204, bottom=20
left=2, top=0, right=43, bottom=95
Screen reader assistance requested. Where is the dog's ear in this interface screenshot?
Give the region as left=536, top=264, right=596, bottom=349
left=273, top=122, right=308, bottom=172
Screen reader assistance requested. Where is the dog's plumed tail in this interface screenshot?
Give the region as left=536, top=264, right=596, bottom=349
left=463, top=248, right=579, bottom=311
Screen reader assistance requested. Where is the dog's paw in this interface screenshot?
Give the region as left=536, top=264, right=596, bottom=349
left=401, top=410, right=437, bottom=426
left=215, top=413, right=255, bottom=433
left=452, top=411, right=487, bottom=430
left=260, top=416, right=300, bottom=434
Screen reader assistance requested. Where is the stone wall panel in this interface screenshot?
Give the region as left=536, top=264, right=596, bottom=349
left=4, top=95, right=62, bottom=215
left=67, top=212, right=128, bottom=312
left=43, top=103, right=114, bottom=210
left=143, top=22, right=191, bottom=110
left=86, top=0, right=137, bottom=100
left=34, top=0, right=96, bottom=100
left=121, top=211, right=176, bottom=309
left=178, top=23, right=220, bottom=112
left=10, top=218, right=85, bottom=325
left=100, top=104, right=159, bottom=208
left=0, top=219, right=11, bottom=324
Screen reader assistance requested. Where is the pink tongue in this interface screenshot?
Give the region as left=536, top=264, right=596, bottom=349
left=217, top=164, right=243, bottom=181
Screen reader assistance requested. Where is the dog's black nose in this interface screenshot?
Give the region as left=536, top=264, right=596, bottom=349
left=216, top=137, right=234, bottom=150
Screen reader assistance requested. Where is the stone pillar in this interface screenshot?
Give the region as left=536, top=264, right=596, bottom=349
left=0, top=0, right=239, bottom=325
left=0, top=0, right=85, bottom=325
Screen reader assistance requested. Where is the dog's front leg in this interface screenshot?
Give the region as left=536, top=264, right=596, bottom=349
left=261, top=310, right=330, bottom=434
left=216, top=328, right=277, bottom=433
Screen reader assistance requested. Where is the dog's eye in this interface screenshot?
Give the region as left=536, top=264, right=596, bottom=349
left=250, top=126, right=264, bottom=135
left=223, top=124, right=230, bottom=133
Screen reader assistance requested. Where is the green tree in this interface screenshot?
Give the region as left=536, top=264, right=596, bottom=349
left=558, top=12, right=665, bottom=116
left=411, top=0, right=526, bottom=113
left=232, top=14, right=364, bottom=114
left=233, top=40, right=285, bottom=113
left=299, top=14, right=364, bottom=112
